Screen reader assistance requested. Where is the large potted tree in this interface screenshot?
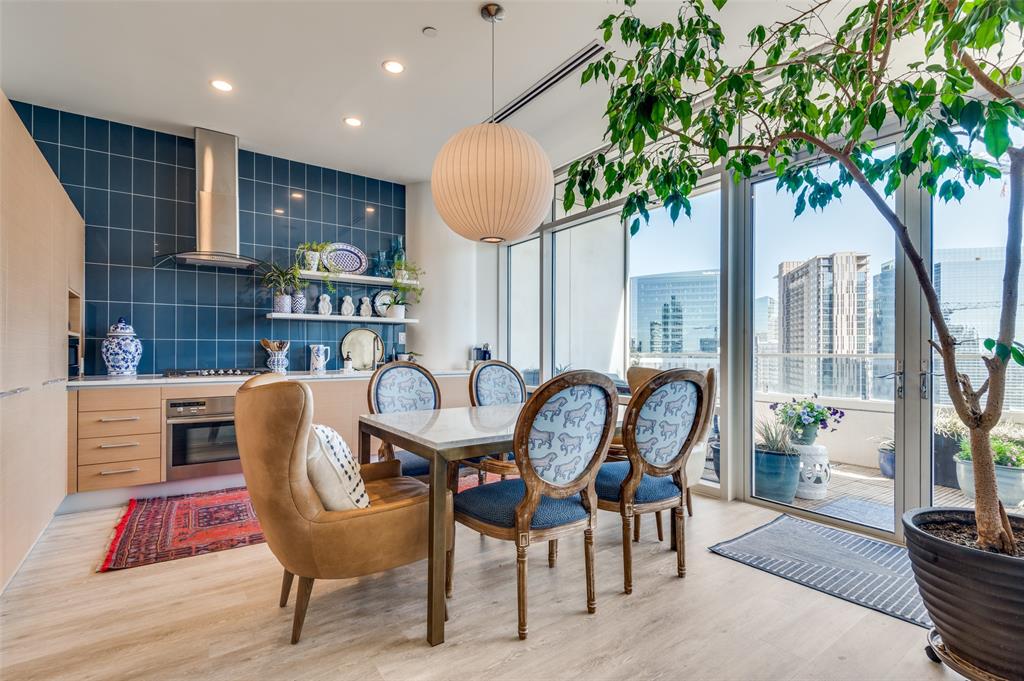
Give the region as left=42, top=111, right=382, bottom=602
left=566, top=0, right=1023, bottom=677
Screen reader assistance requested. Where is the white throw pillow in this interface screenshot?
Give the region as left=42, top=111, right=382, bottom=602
left=306, top=424, right=369, bottom=510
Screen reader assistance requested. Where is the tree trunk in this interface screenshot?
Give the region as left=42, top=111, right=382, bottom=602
left=967, top=426, right=1015, bottom=553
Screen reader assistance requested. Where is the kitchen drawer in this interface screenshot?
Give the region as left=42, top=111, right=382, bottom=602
left=77, top=458, right=161, bottom=491
left=78, top=387, right=161, bottom=412
left=78, top=433, right=160, bottom=466
left=78, top=408, right=161, bottom=439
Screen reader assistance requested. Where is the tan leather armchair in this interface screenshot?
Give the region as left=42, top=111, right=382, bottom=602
left=236, top=373, right=442, bottom=644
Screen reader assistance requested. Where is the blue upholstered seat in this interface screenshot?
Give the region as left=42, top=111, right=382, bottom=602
left=395, top=450, right=430, bottom=477
left=595, top=461, right=682, bottom=504
left=454, top=479, right=588, bottom=529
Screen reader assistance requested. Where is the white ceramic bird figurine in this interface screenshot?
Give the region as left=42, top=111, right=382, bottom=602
left=359, top=296, right=372, bottom=317
left=340, top=295, right=355, bottom=316
left=317, top=294, right=332, bottom=316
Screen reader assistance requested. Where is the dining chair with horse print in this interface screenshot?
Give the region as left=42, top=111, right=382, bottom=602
left=367, top=361, right=442, bottom=479
left=463, top=359, right=527, bottom=484
left=595, top=368, right=715, bottom=594
left=450, top=370, right=617, bottom=639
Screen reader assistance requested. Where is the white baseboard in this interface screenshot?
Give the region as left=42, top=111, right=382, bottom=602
left=56, top=474, right=247, bottom=515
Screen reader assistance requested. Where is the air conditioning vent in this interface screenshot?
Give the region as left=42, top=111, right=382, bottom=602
left=486, top=40, right=605, bottom=124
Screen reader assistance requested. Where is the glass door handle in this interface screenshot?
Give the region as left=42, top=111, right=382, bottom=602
left=876, top=369, right=904, bottom=399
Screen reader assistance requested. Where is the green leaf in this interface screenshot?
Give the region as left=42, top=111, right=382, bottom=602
left=959, top=100, right=983, bottom=136
left=983, top=112, right=1010, bottom=158
left=629, top=218, right=640, bottom=236
left=868, top=102, right=886, bottom=132
left=711, top=0, right=726, bottom=10
left=1012, top=347, right=1024, bottom=366
left=996, top=343, right=1012, bottom=362
left=984, top=338, right=996, bottom=351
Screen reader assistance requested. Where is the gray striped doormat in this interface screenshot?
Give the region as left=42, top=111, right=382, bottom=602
left=709, top=515, right=931, bottom=627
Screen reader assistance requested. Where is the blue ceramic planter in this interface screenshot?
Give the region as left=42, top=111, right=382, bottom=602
left=754, top=449, right=801, bottom=504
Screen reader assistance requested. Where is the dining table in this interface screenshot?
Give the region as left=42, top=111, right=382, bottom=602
left=357, top=402, right=624, bottom=646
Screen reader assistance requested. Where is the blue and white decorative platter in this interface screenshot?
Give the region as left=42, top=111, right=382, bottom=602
left=323, top=242, right=368, bottom=274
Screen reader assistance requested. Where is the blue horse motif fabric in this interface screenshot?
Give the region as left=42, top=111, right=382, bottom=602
left=474, top=364, right=525, bottom=406
left=527, top=384, right=608, bottom=484
left=374, top=366, right=437, bottom=413
left=633, top=380, right=699, bottom=466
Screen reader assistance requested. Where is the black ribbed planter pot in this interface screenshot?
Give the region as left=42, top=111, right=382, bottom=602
left=903, top=507, right=1024, bottom=681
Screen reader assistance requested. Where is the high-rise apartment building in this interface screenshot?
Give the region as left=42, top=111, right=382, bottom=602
left=629, top=270, right=719, bottom=355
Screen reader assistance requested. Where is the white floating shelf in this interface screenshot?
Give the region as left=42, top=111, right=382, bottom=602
left=297, top=270, right=418, bottom=287
left=266, top=313, right=418, bottom=325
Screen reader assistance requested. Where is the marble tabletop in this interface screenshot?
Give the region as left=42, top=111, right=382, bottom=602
left=359, top=403, right=626, bottom=453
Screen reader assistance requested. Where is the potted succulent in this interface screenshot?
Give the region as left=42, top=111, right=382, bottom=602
left=956, top=435, right=1024, bottom=509
left=261, top=262, right=301, bottom=314
left=567, top=0, right=1024, bottom=674
left=386, top=262, right=424, bottom=319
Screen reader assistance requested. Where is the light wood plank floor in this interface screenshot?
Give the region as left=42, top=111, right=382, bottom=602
left=0, top=497, right=962, bottom=681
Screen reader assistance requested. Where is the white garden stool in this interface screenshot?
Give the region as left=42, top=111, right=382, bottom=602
left=794, top=444, right=830, bottom=500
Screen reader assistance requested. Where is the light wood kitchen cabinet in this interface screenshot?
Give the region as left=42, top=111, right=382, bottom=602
left=0, top=90, right=85, bottom=589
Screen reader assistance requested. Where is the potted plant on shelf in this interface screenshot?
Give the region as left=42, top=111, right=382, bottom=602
left=386, top=262, right=424, bottom=320
left=566, top=0, right=1024, bottom=674
left=296, top=241, right=330, bottom=272
left=261, top=262, right=302, bottom=314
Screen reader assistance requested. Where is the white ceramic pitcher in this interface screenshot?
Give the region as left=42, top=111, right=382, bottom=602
left=309, top=344, right=331, bottom=374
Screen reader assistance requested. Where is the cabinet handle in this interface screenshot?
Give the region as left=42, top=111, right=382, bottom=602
left=99, top=416, right=141, bottom=423
left=99, top=467, right=141, bottom=476
left=0, top=386, right=30, bottom=399
left=98, top=442, right=140, bottom=449
left=43, top=377, right=67, bottom=386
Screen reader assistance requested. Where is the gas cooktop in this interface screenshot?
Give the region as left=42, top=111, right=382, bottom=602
left=162, top=368, right=268, bottom=378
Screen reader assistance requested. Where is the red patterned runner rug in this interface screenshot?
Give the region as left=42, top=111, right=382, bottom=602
left=101, top=474, right=508, bottom=571
left=99, top=487, right=264, bottom=571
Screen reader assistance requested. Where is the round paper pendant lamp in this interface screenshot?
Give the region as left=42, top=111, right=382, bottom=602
left=431, top=122, right=554, bottom=244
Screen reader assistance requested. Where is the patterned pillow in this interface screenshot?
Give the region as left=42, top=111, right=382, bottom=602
left=526, top=384, right=608, bottom=484
left=374, top=366, right=437, bottom=413
left=306, top=424, right=369, bottom=510
left=634, top=380, right=699, bottom=466
left=475, top=364, right=524, bottom=406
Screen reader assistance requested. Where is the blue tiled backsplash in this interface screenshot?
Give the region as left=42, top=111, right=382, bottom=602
left=11, top=100, right=406, bottom=374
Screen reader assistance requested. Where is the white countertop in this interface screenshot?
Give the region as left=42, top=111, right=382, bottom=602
left=67, top=369, right=471, bottom=389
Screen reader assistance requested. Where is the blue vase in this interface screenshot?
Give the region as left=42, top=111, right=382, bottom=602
left=101, top=317, right=143, bottom=376
left=754, top=449, right=801, bottom=504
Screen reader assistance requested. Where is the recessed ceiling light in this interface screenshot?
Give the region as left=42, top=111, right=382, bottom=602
left=274, top=208, right=285, bottom=214
left=365, top=206, right=376, bottom=213
left=210, top=79, right=233, bottom=92
left=343, top=117, right=363, bottom=127
left=382, top=60, right=405, bottom=74
left=291, top=192, right=304, bottom=199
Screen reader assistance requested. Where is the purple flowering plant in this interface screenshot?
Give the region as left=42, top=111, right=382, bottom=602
left=769, top=395, right=845, bottom=441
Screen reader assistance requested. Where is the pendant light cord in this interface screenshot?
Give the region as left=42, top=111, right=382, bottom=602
left=490, top=18, right=495, bottom=123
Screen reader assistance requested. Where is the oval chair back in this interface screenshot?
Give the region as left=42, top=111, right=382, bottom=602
left=622, top=368, right=713, bottom=482
left=513, top=370, right=617, bottom=512
left=368, top=361, right=441, bottom=414
left=469, top=359, right=526, bottom=407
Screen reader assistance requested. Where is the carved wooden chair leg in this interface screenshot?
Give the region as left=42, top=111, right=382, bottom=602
left=548, top=539, right=558, bottom=567
left=621, top=512, right=633, bottom=594
left=633, top=513, right=641, bottom=542
left=584, top=528, right=596, bottom=613
left=516, top=541, right=529, bottom=640
left=291, top=577, right=315, bottom=644
left=280, top=569, right=294, bottom=607
left=674, top=506, right=686, bottom=577
left=686, top=487, right=693, bottom=517
left=446, top=545, right=455, bottom=598
left=655, top=510, right=664, bottom=541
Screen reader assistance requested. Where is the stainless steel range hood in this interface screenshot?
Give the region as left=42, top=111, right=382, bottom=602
left=172, top=128, right=260, bottom=270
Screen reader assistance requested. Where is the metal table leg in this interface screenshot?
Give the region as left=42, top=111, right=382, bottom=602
left=427, top=450, right=447, bottom=645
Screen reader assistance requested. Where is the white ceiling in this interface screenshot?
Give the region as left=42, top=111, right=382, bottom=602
left=1, top=0, right=779, bottom=185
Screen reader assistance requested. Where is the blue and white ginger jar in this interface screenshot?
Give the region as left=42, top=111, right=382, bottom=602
left=101, top=317, right=143, bottom=376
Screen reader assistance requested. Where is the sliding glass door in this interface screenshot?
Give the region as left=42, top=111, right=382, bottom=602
left=749, top=150, right=904, bottom=533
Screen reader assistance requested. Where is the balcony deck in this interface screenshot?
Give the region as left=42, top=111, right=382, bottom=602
left=702, top=460, right=971, bottom=531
